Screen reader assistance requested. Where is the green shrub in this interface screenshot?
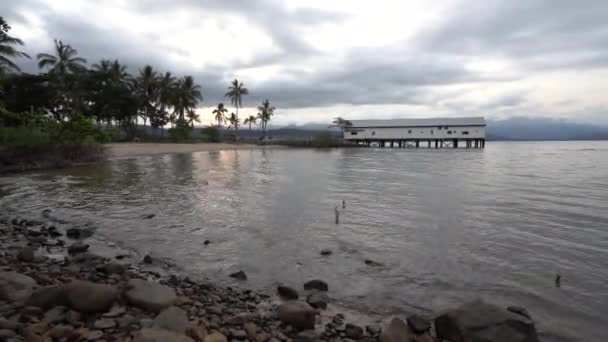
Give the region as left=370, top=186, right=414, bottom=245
left=202, top=126, right=220, bottom=142
left=168, top=119, right=192, bottom=142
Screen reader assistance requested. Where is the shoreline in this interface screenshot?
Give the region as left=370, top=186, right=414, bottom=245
left=0, top=211, right=543, bottom=342
left=106, top=143, right=267, bottom=160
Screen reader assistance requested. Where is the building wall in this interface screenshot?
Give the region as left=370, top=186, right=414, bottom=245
left=343, top=125, right=486, bottom=140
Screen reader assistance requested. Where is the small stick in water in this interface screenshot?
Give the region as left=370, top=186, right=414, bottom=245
left=342, top=200, right=346, bottom=209
left=335, top=206, right=339, bottom=224
left=555, top=274, right=561, bottom=288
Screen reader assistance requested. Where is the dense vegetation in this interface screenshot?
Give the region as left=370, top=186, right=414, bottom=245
left=0, top=17, right=280, bottom=171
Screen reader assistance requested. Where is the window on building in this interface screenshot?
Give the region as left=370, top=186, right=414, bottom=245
left=430, top=130, right=433, bottom=134
left=408, top=129, right=412, bottom=134
left=351, top=131, right=358, bottom=135
left=447, top=130, right=452, bottom=135
left=462, top=131, right=469, bottom=135
left=372, top=131, right=376, bottom=136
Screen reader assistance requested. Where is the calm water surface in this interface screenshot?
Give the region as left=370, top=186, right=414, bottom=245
left=1, top=141, right=608, bottom=341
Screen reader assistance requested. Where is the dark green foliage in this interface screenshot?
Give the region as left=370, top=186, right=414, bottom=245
left=202, top=125, right=220, bottom=142
left=168, top=119, right=192, bottom=142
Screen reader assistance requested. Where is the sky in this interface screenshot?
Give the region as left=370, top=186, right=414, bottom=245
left=3, top=0, right=608, bottom=126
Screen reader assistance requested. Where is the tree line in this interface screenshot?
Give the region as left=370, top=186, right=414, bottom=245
left=0, top=17, right=275, bottom=140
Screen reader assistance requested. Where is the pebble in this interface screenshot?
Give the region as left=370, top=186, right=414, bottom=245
left=94, top=319, right=116, bottom=329
left=86, top=330, right=104, bottom=341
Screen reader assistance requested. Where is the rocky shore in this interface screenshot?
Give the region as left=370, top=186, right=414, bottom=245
left=0, top=215, right=541, bottom=342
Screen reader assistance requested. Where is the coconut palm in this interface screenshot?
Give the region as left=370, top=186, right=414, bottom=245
left=136, top=65, right=159, bottom=127
left=244, top=115, right=257, bottom=131
left=332, top=117, right=352, bottom=136
left=158, top=72, right=177, bottom=120
left=212, top=103, right=228, bottom=127
left=37, top=39, right=87, bottom=75
left=224, top=78, right=248, bottom=122
left=173, top=75, right=202, bottom=122
left=227, top=112, right=239, bottom=131
left=257, top=99, right=275, bottom=136
left=0, top=17, right=30, bottom=73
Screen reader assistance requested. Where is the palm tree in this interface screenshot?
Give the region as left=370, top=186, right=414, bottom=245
left=332, top=117, right=352, bottom=136
left=224, top=78, right=248, bottom=122
left=227, top=112, right=239, bottom=131
left=158, top=72, right=177, bottom=126
left=37, top=39, right=87, bottom=75
left=0, top=17, right=30, bottom=73
left=257, top=99, right=275, bottom=136
left=136, top=65, right=159, bottom=127
left=173, top=75, right=202, bottom=123
left=212, top=103, right=228, bottom=127
left=244, top=115, right=257, bottom=131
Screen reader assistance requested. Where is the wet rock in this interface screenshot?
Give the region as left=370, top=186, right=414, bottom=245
left=85, top=330, right=104, bottom=341
left=507, top=306, right=532, bottom=319
left=28, top=286, right=66, bottom=309
left=125, top=279, right=177, bottom=312
left=94, top=318, right=116, bottom=329
left=153, top=306, right=189, bottom=334
left=306, top=292, right=329, bottom=309
left=435, top=300, right=539, bottom=342
left=0, top=271, right=37, bottom=301
left=256, top=332, right=271, bottom=342
left=46, top=324, right=73, bottom=339
left=365, top=324, right=381, bottom=336
left=364, top=259, right=383, bottom=267
left=17, top=246, right=36, bottom=262
left=0, top=318, right=23, bottom=331
left=294, top=330, right=319, bottom=342
left=231, top=329, right=248, bottom=340
left=186, top=322, right=208, bottom=342
left=65, top=280, right=118, bottom=313
left=320, top=249, right=332, bottom=256
left=226, top=312, right=257, bottom=325
left=144, top=214, right=156, bottom=219
left=203, top=240, right=211, bottom=246
left=203, top=332, right=227, bottom=342
left=277, top=285, right=299, bottom=300
left=134, top=328, right=195, bottom=342
left=277, top=301, right=316, bottom=331
left=414, top=334, right=434, bottom=342
left=102, top=306, right=126, bottom=318
left=345, top=323, right=364, bottom=339
left=407, top=315, right=430, bottom=334
left=66, top=227, right=93, bottom=239
left=67, top=242, right=89, bottom=255
left=43, top=306, right=67, bottom=324
left=65, top=310, right=82, bottom=326
left=48, top=227, right=62, bottom=237
left=0, top=329, right=17, bottom=339
left=303, top=279, right=328, bottom=292
left=244, top=322, right=257, bottom=340
left=143, top=255, right=153, bottom=264
left=101, top=262, right=125, bottom=275
left=229, top=270, right=247, bottom=281
left=380, top=317, right=412, bottom=342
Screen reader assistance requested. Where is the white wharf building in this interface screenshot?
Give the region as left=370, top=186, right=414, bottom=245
left=343, top=117, right=486, bottom=148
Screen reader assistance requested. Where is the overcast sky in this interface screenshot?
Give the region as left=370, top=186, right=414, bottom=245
left=3, top=0, right=608, bottom=126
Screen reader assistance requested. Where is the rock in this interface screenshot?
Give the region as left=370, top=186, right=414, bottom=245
left=406, top=315, right=430, bottom=334
left=434, top=300, right=539, bottom=342
left=507, top=306, right=531, bottom=319
left=0, top=271, right=37, bottom=301
left=17, top=246, right=36, bottom=262
left=0, top=318, right=23, bottom=331
left=125, top=279, right=177, bottom=312
left=380, top=317, right=412, bottom=342
left=277, top=301, right=316, bottom=331
left=66, top=227, right=93, bottom=239
left=0, top=329, right=16, bottom=339
left=303, top=279, right=328, bottom=292
left=294, top=330, right=319, bottom=342
left=345, top=323, right=364, bottom=339
left=85, top=330, right=104, bottom=341
left=277, top=285, right=299, bottom=300
left=364, top=259, right=383, bottom=267
left=100, top=262, right=125, bottom=275
left=67, top=242, right=89, bottom=255
left=365, top=324, right=381, bottom=336
left=28, top=286, right=66, bottom=309
left=65, top=310, right=82, bottom=326
left=203, top=332, right=227, bottom=342
left=186, top=323, right=208, bottom=342
left=231, top=329, right=247, bottom=340
left=65, top=280, right=118, bottom=313
left=143, top=255, right=153, bottom=264
left=134, top=328, right=195, bottom=342
left=203, top=240, right=211, bottom=246
left=144, top=214, right=155, bottom=219
left=153, top=306, right=189, bottom=334
left=94, top=318, right=116, bottom=329
left=320, top=249, right=332, bottom=256
left=43, top=306, right=67, bottom=324
left=102, top=306, right=126, bottom=318
left=229, top=271, right=247, bottom=281
left=244, top=322, right=257, bottom=340
left=46, top=324, right=73, bottom=339
left=226, top=312, right=257, bottom=325
left=306, top=292, right=329, bottom=309
left=414, top=334, right=434, bottom=342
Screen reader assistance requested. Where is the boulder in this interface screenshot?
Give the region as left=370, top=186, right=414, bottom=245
left=143, top=255, right=153, bottom=264
left=277, top=301, right=316, bottom=330
left=66, top=227, right=93, bottom=239
left=27, top=286, right=66, bottom=309
left=303, top=279, right=328, bottom=292
left=0, top=271, right=37, bottom=302
left=17, top=246, right=36, bottom=262
left=380, top=317, right=412, bottom=342
left=229, top=270, right=247, bottom=281
left=306, top=292, right=329, bottom=309
left=277, top=285, right=299, bottom=300
left=434, top=300, right=539, bottom=342
left=153, top=306, right=189, bottom=334
left=67, top=242, right=89, bottom=255
left=406, top=314, right=430, bottom=334
left=204, top=332, right=227, bottom=342
left=64, top=280, right=118, bottom=313
left=345, top=323, right=364, bottom=339
left=134, top=328, right=194, bottom=342
left=320, top=249, right=332, bottom=256
left=126, top=279, right=177, bottom=312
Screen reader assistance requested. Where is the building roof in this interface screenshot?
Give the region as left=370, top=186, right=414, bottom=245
left=347, top=117, right=486, bottom=128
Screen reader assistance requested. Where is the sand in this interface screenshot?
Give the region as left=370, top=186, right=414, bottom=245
left=106, top=143, right=261, bottom=159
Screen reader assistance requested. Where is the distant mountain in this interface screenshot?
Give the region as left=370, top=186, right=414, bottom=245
left=486, top=117, right=608, bottom=141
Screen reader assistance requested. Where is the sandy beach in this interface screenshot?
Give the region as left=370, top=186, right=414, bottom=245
left=106, top=143, right=262, bottom=159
